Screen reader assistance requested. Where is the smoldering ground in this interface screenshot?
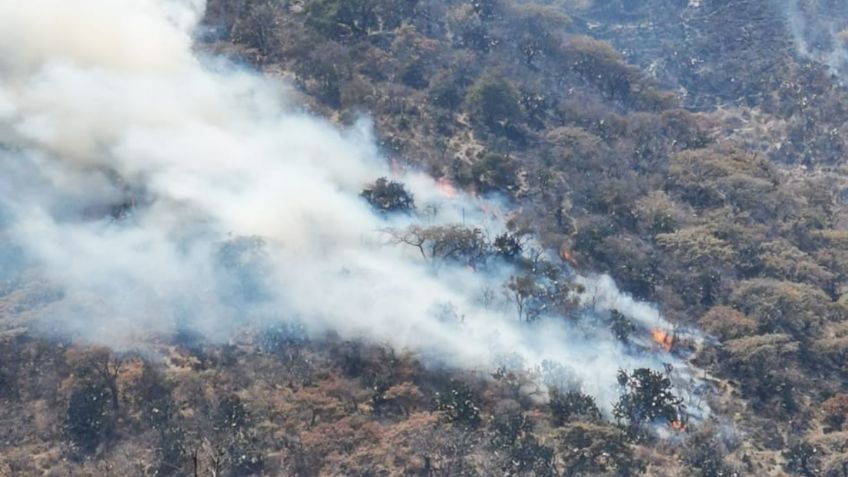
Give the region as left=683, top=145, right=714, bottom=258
left=0, top=0, right=705, bottom=412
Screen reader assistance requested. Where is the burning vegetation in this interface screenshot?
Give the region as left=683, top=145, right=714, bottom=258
left=651, top=328, right=675, bottom=353
left=1, top=0, right=848, bottom=475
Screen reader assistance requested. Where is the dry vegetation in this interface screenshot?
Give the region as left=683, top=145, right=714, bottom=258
left=2, top=0, right=848, bottom=475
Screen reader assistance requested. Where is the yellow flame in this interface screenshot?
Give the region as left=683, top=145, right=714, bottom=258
left=651, top=329, right=673, bottom=352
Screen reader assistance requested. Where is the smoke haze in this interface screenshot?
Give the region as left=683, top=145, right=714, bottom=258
left=777, top=0, right=848, bottom=77
left=0, top=0, right=702, bottom=411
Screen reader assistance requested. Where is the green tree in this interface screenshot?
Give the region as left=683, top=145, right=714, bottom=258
left=64, top=380, right=114, bottom=457
left=465, top=75, right=524, bottom=135
left=549, top=389, right=601, bottom=425
left=613, top=368, right=685, bottom=435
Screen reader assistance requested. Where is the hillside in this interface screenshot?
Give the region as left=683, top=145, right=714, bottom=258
left=1, top=0, right=848, bottom=476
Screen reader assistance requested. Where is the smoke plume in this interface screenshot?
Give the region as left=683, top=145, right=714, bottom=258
left=778, top=0, right=848, bottom=78
left=0, top=0, right=704, bottom=411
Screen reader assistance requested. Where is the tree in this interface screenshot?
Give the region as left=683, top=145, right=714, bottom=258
left=361, top=177, right=415, bottom=213
left=434, top=381, right=481, bottom=427
left=609, top=309, right=636, bottom=344
left=64, top=380, right=114, bottom=457
left=502, top=3, right=570, bottom=67
left=549, top=390, right=601, bottom=425
left=507, top=274, right=543, bottom=322
left=666, top=148, right=781, bottom=215
left=784, top=441, right=821, bottom=477
left=698, top=306, right=757, bottom=341
left=493, top=232, right=523, bottom=259
left=88, top=349, right=123, bottom=413
left=681, top=427, right=735, bottom=477
left=456, top=152, right=521, bottom=193
left=130, top=362, right=174, bottom=432
left=552, top=422, right=639, bottom=476
left=230, top=1, right=284, bottom=60
left=506, top=272, right=575, bottom=322
left=304, top=0, right=379, bottom=38
left=731, top=279, right=839, bottom=339
left=304, top=0, right=417, bottom=39
left=209, top=395, right=264, bottom=476
left=490, top=399, right=531, bottom=448
left=722, top=333, right=799, bottom=408
left=465, top=75, right=524, bottom=136
left=613, top=368, right=685, bottom=435
left=381, top=382, right=425, bottom=417
left=387, top=224, right=490, bottom=268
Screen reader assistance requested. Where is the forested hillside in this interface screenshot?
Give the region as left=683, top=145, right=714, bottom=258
left=1, top=0, right=848, bottom=476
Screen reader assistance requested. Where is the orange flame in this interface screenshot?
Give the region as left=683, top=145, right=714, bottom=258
left=651, top=328, right=674, bottom=352
left=559, top=246, right=579, bottom=268
left=436, top=177, right=457, bottom=199
left=669, top=420, right=686, bottom=431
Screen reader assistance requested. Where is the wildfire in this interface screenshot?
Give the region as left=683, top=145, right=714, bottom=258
left=559, top=245, right=579, bottom=268
left=436, top=176, right=457, bottom=199
left=651, top=328, right=674, bottom=352
left=669, top=420, right=686, bottom=432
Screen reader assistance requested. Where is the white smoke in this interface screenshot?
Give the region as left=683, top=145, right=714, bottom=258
left=778, top=0, right=848, bottom=78
left=0, top=0, right=703, bottom=412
